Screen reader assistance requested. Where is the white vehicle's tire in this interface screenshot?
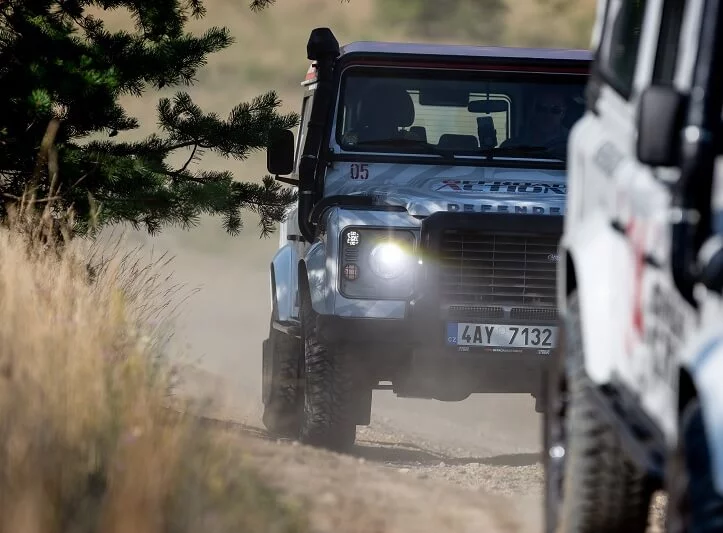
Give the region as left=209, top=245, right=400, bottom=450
left=299, top=294, right=357, bottom=452
left=261, top=306, right=303, bottom=438
left=546, top=291, right=653, bottom=533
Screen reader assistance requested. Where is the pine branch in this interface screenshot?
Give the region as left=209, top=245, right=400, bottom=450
left=250, top=0, right=349, bottom=11
left=0, top=0, right=301, bottom=237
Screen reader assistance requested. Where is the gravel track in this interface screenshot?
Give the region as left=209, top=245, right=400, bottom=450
left=127, top=228, right=667, bottom=533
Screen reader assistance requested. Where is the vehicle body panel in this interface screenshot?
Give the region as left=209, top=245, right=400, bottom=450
left=322, top=162, right=566, bottom=217
left=557, top=0, right=721, bottom=487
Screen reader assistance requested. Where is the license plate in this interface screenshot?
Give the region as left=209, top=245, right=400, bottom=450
left=446, top=323, right=559, bottom=349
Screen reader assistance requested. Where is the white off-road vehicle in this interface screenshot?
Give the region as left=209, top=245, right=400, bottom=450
left=262, top=27, right=591, bottom=451
left=545, top=0, right=723, bottom=531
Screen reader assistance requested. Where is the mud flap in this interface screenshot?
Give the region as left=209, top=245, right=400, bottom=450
left=262, top=337, right=271, bottom=405
left=354, top=385, right=373, bottom=426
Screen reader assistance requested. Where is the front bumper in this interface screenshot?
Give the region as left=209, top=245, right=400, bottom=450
left=316, top=313, right=553, bottom=394
left=317, top=212, right=564, bottom=394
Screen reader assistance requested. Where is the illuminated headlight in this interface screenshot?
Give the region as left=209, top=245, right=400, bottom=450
left=369, top=242, right=408, bottom=279
left=339, top=228, right=417, bottom=299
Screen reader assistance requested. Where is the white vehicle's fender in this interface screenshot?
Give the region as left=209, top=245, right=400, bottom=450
left=270, top=244, right=298, bottom=322
left=561, top=213, right=629, bottom=385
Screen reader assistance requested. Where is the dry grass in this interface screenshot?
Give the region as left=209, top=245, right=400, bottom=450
left=0, top=205, right=306, bottom=533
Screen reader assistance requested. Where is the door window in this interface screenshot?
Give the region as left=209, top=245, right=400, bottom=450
left=598, top=0, right=649, bottom=98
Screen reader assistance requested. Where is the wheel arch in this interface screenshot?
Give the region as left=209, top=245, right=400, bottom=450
left=270, top=243, right=299, bottom=323
left=561, top=242, right=619, bottom=385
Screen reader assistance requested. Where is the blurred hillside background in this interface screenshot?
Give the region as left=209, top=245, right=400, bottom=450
left=104, top=0, right=596, bottom=420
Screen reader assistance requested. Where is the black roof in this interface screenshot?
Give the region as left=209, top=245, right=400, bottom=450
left=339, top=41, right=593, bottom=62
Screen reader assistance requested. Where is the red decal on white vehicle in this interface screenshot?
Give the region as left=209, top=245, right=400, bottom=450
left=625, top=218, right=647, bottom=355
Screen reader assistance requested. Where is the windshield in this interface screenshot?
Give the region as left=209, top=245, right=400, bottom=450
left=335, top=68, right=587, bottom=162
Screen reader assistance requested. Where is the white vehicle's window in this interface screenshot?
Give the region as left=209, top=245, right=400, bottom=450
left=598, top=0, right=649, bottom=97
left=652, top=0, right=686, bottom=84
left=335, top=69, right=586, bottom=162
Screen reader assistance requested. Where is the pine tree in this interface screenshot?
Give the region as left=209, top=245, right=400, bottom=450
left=0, top=0, right=299, bottom=237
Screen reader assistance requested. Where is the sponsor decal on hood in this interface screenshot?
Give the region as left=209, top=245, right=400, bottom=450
left=324, top=162, right=568, bottom=217
left=433, top=179, right=566, bottom=195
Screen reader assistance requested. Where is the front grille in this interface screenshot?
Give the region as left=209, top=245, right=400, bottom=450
left=439, top=230, right=558, bottom=307
left=448, top=305, right=505, bottom=321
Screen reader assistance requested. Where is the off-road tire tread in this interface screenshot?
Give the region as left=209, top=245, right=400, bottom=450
left=300, top=296, right=356, bottom=452
left=262, top=324, right=302, bottom=438
left=558, top=292, right=652, bottom=533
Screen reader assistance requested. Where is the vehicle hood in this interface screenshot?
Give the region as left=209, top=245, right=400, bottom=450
left=324, top=162, right=567, bottom=217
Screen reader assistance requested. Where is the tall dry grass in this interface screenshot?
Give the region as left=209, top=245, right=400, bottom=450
left=0, top=204, right=306, bottom=533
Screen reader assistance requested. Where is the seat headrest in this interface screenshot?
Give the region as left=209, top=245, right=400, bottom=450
left=359, top=84, right=415, bottom=128
left=477, top=116, right=498, bottom=148
left=437, top=134, right=479, bottom=151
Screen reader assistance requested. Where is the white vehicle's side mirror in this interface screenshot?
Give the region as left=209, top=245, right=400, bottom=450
left=636, top=85, right=687, bottom=168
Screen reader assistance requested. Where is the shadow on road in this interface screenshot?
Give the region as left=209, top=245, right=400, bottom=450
left=190, top=415, right=542, bottom=468
left=188, top=414, right=272, bottom=441
left=353, top=440, right=541, bottom=467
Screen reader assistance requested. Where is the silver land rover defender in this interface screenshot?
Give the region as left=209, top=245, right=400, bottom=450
left=262, top=27, right=591, bottom=450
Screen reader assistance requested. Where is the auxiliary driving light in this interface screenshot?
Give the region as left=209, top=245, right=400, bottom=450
left=343, top=263, right=360, bottom=281
left=346, top=230, right=360, bottom=246
left=369, top=242, right=407, bottom=279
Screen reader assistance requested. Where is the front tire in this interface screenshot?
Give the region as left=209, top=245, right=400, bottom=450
left=261, top=310, right=302, bottom=438
left=546, top=291, right=653, bottom=533
left=299, top=294, right=357, bottom=452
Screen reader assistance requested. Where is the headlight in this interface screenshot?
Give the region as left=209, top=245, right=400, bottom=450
left=369, top=242, right=408, bottom=279
left=339, top=228, right=416, bottom=299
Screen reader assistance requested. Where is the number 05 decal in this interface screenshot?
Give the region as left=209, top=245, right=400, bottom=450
left=350, top=163, right=369, bottom=180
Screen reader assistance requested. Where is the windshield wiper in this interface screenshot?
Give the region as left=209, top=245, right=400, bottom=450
left=348, top=138, right=458, bottom=158
left=482, top=145, right=565, bottom=161
left=486, top=145, right=549, bottom=155
left=346, top=139, right=564, bottom=161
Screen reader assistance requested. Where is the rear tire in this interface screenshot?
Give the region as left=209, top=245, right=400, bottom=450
left=546, top=291, right=653, bottom=533
left=299, top=294, right=357, bottom=452
left=261, top=308, right=302, bottom=438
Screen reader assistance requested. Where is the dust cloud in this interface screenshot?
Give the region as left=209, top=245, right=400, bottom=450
left=90, top=1, right=557, bottom=529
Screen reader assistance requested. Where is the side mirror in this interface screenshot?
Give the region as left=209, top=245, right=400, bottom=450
left=267, top=129, right=295, bottom=176
left=636, top=85, right=687, bottom=167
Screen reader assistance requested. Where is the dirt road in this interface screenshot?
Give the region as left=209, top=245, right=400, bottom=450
left=114, top=224, right=545, bottom=532
left=117, top=223, right=664, bottom=533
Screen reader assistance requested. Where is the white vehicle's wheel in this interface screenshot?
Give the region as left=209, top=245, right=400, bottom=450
left=261, top=304, right=303, bottom=438
left=299, top=294, right=357, bottom=452
left=665, top=397, right=723, bottom=533
left=545, top=291, right=653, bottom=533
